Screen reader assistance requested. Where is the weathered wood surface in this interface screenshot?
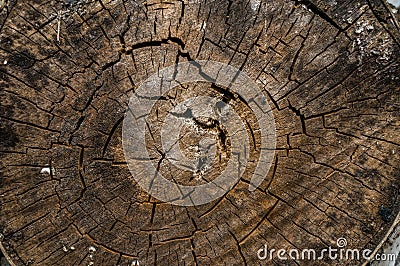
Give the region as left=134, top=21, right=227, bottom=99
left=0, top=0, right=399, bottom=265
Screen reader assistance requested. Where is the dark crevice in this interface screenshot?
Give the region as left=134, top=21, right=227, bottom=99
left=190, top=239, right=199, bottom=266
left=126, top=36, right=186, bottom=54
left=77, top=145, right=87, bottom=201
left=192, top=116, right=228, bottom=151
left=101, top=54, right=121, bottom=71
left=288, top=101, right=307, bottom=135
left=210, top=84, right=236, bottom=103
left=293, top=0, right=343, bottom=32
left=68, top=115, right=85, bottom=144
left=101, top=116, right=124, bottom=157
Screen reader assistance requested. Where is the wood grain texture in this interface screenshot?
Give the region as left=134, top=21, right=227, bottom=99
left=0, top=0, right=399, bottom=265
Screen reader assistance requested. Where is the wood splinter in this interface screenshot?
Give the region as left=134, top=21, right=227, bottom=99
left=57, top=10, right=61, bottom=43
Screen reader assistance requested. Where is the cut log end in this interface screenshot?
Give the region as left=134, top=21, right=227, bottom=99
left=0, top=0, right=399, bottom=265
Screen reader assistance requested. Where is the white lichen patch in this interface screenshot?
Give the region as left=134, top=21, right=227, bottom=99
left=131, top=260, right=139, bottom=266
left=40, top=167, right=53, bottom=174
left=87, top=246, right=96, bottom=265
left=328, top=0, right=337, bottom=6
left=301, top=4, right=312, bottom=12
left=61, top=0, right=95, bottom=19
left=354, top=20, right=374, bottom=34
left=351, top=19, right=393, bottom=64
left=201, top=21, right=206, bottom=31
left=250, top=0, right=261, bottom=11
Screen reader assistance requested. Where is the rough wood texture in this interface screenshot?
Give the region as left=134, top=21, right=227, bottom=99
left=0, top=0, right=399, bottom=265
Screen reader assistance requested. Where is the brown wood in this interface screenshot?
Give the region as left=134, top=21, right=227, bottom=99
left=0, top=0, right=399, bottom=265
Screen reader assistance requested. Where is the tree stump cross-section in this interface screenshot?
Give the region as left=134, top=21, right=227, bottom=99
left=0, top=0, right=399, bottom=265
